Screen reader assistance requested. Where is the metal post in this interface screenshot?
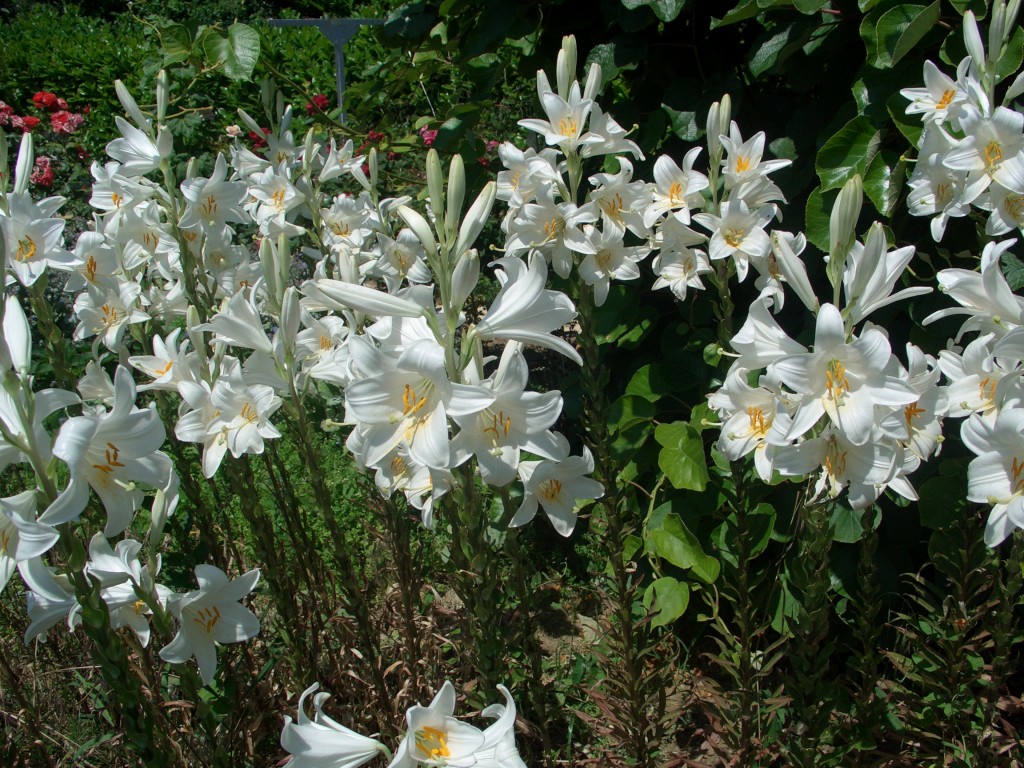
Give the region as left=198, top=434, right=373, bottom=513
left=268, top=18, right=385, bottom=123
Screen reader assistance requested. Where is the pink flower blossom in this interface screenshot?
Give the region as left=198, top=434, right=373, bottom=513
left=30, top=156, right=55, bottom=188
left=50, top=110, right=84, bottom=135
left=419, top=125, right=438, bottom=146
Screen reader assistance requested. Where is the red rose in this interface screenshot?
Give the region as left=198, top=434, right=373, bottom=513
left=305, top=93, right=330, bottom=115
left=32, top=91, right=61, bottom=111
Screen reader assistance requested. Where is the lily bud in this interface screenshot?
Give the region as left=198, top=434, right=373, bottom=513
left=1, top=297, right=31, bottom=375
left=0, top=130, right=8, bottom=195
left=115, top=80, right=151, bottom=132
left=455, top=181, right=496, bottom=259
left=370, top=147, right=382, bottom=191
left=446, top=154, right=465, bottom=243
left=398, top=204, right=439, bottom=259
left=771, top=231, right=819, bottom=313
left=426, top=149, right=445, bottom=240
left=280, top=286, right=301, bottom=358
left=156, top=70, right=169, bottom=124
left=259, top=236, right=282, bottom=309
left=187, top=305, right=208, bottom=365
left=310, top=279, right=426, bottom=319
left=556, top=35, right=577, bottom=100
left=303, top=127, right=317, bottom=175
left=829, top=174, right=863, bottom=270
left=451, top=248, right=480, bottom=312
left=963, top=12, right=986, bottom=69
left=149, top=473, right=180, bottom=548
left=13, top=132, right=32, bottom=196
left=990, top=1, right=1007, bottom=66
left=582, top=62, right=602, bottom=102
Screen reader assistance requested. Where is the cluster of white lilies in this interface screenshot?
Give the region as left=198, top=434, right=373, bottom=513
left=2, top=5, right=1024, bottom=761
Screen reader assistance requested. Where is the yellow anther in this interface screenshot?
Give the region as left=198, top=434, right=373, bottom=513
left=402, top=384, right=428, bottom=416
left=747, top=406, right=770, bottom=436
left=668, top=181, right=684, bottom=205
left=825, top=360, right=850, bottom=401
left=415, top=726, right=451, bottom=759
left=557, top=117, right=578, bottom=138
left=192, top=606, right=221, bottom=633
left=202, top=194, right=218, bottom=217
left=979, top=377, right=996, bottom=406
left=723, top=228, right=745, bottom=248
left=241, top=402, right=259, bottom=423
left=735, top=155, right=751, bottom=174
left=15, top=236, right=36, bottom=262
left=936, top=89, right=955, bottom=109
left=543, top=218, right=563, bottom=241
left=904, top=401, right=926, bottom=427
left=539, top=478, right=563, bottom=502
left=985, top=140, right=1003, bottom=170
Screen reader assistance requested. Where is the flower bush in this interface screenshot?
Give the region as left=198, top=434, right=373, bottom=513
left=2, top=2, right=1024, bottom=767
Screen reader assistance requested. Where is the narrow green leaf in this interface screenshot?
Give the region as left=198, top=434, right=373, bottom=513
left=711, top=0, right=761, bottom=28
left=749, top=24, right=797, bottom=77
left=655, top=422, right=710, bottom=491
left=793, top=0, right=829, bottom=12
left=815, top=116, right=881, bottom=190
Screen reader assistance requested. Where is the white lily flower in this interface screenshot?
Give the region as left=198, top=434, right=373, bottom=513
left=693, top=198, right=775, bottom=283
left=106, top=117, right=173, bottom=177
left=772, top=304, right=918, bottom=446
left=841, top=222, right=929, bottom=323
left=280, top=682, right=388, bottom=768
left=962, top=407, right=1024, bottom=545
left=475, top=255, right=581, bottom=364
left=345, top=338, right=494, bottom=471
left=510, top=447, right=603, bottom=536
left=642, top=150, right=709, bottom=228
left=50, top=366, right=173, bottom=536
left=19, top=556, right=78, bottom=643
left=1, top=191, right=77, bottom=286
left=159, top=564, right=260, bottom=686
left=72, top=280, right=150, bottom=352
left=0, top=491, right=59, bottom=595
left=387, top=681, right=524, bottom=768
left=451, top=344, right=566, bottom=487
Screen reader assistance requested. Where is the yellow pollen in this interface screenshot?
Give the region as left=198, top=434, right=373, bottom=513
left=1004, top=194, right=1024, bottom=222
left=557, top=117, right=579, bottom=138
left=824, top=441, right=847, bottom=478
left=767, top=252, right=780, bottom=278
left=111, top=192, right=123, bottom=208
left=936, top=182, right=952, bottom=204
left=600, top=192, right=625, bottom=220
left=936, top=89, right=956, bottom=109
left=202, top=194, right=218, bottom=217
left=0, top=529, right=10, bottom=555
left=15, top=236, right=36, bottom=262
left=747, top=406, right=770, bottom=436
left=182, top=230, right=198, bottom=243
left=271, top=189, right=287, bottom=209
left=984, top=141, right=1003, bottom=170
left=155, top=361, right=173, bottom=376
left=825, top=360, right=850, bottom=401
left=92, top=442, right=126, bottom=474
left=543, top=218, right=563, bottom=240
left=1012, top=457, right=1024, bottom=494
left=402, top=384, right=428, bottom=416
left=319, top=335, right=332, bottom=351
left=391, top=455, right=407, bottom=478
left=668, top=181, right=684, bottom=205
left=511, top=171, right=521, bottom=190
left=133, top=599, right=147, bottom=615
left=723, top=228, right=745, bottom=248
left=192, top=606, right=221, bottom=633
left=979, top=376, right=997, bottom=406
left=97, top=304, right=119, bottom=331
left=241, top=402, right=259, bottom=423
left=85, top=255, right=98, bottom=282
left=735, top=155, right=751, bottom=173
left=539, top=478, right=563, bottom=503
left=143, top=231, right=158, bottom=249
left=329, top=221, right=351, bottom=236
left=904, top=401, right=926, bottom=427
left=415, top=726, right=451, bottom=759
left=483, top=411, right=513, bottom=444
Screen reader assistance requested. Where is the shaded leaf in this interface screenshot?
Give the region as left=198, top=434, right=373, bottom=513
left=643, top=576, right=690, bottom=627
left=647, top=508, right=720, bottom=584
left=864, top=149, right=906, bottom=216
left=815, top=115, right=880, bottom=190
left=655, top=422, right=710, bottom=491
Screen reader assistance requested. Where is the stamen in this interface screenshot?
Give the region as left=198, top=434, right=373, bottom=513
left=192, top=605, right=221, bottom=633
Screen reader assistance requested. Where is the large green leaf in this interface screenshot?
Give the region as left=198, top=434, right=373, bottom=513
left=804, top=185, right=833, bottom=252
left=861, top=3, right=937, bottom=69
left=160, top=23, right=193, bottom=66
left=662, top=104, right=701, bottom=142
left=655, top=421, right=710, bottom=491
left=622, top=0, right=688, bottom=22
left=864, top=149, right=906, bottom=216
left=647, top=509, right=720, bottom=584
left=608, top=395, right=657, bottom=434
left=643, top=576, right=690, bottom=627
left=996, top=25, right=1024, bottom=83
left=815, top=116, right=881, bottom=191
left=204, top=23, right=261, bottom=81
